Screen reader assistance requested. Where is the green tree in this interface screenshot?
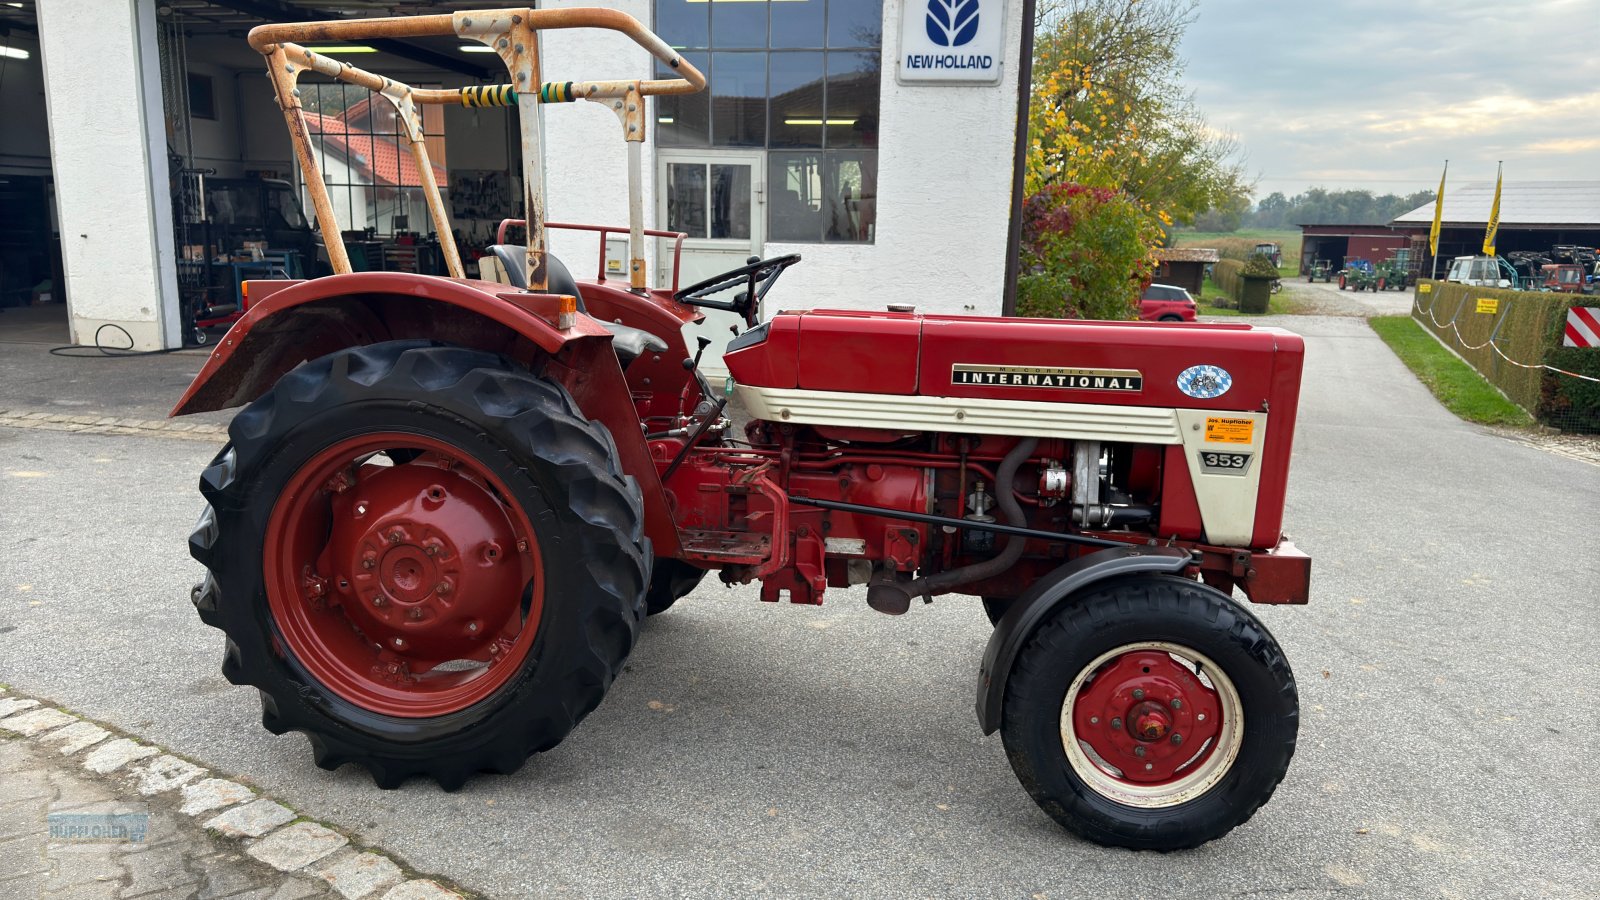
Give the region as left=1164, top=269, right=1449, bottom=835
left=1016, top=183, right=1162, bottom=321
left=1027, top=0, right=1249, bottom=228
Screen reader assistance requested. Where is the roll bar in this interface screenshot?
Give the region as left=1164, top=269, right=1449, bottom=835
left=247, top=7, right=706, bottom=292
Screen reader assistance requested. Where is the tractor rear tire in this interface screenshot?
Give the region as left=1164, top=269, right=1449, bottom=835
left=645, top=559, right=706, bottom=615
left=1000, top=575, right=1297, bottom=850
left=189, top=341, right=650, bottom=790
left=982, top=596, right=1013, bottom=626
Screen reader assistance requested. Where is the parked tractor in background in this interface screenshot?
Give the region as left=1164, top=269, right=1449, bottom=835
left=1338, top=259, right=1378, bottom=291
left=1374, top=254, right=1411, bottom=291
left=1306, top=259, right=1333, bottom=282
left=1540, top=263, right=1595, bottom=294
left=171, top=7, right=1312, bottom=853
left=1253, top=242, right=1282, bottom=268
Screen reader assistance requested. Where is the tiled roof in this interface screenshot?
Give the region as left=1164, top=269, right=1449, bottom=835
left=1392, top=181, right=1600, bottom=227
left=301, top=109, right=445, bottom=189
left=1157, top=247, right=1221, bottom=262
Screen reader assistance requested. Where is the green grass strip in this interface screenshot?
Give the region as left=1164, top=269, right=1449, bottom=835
left=1369, top=316, right=1531, bottom=427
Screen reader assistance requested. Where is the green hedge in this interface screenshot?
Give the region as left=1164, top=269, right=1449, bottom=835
left=1412, top=280, right=1600, bottom=432
left=1211, top=258, right=1245, bottom=304
left=1210, top=257, right=1276, bottom=312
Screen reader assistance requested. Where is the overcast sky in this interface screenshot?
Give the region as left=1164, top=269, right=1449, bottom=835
left=1177, top=0, right=1600, bottom=199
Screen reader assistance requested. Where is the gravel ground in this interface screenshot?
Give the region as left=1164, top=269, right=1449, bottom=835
left=1, top=314, right=1596, bottom=898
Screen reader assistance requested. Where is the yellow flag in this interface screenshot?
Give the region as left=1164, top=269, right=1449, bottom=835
left=1481, top=162, right=1502, bottom=257
left=1428, top=161, right=1447, bottom=257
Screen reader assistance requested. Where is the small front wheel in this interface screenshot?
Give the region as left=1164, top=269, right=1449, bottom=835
left=1000, top=576, right=1297, bottom=850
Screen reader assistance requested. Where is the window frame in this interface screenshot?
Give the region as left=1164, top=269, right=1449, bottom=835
left=653, top=0, right=882, bottom=245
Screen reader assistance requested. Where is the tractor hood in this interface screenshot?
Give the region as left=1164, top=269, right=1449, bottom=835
left=723, top=308, right=1305, bottom=415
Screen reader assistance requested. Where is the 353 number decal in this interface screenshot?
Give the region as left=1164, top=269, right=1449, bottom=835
left=1197, top=451, right=1253, bottom=476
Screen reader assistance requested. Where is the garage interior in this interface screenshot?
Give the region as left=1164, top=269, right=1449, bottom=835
left=0, top=0, right=519, bottom=346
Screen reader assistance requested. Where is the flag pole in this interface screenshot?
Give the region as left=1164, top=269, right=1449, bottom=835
left=1428, top=159, right=1447, bottom=281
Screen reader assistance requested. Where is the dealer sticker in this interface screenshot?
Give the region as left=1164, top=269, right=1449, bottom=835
left=1204, top=416, right=1255, bottom=445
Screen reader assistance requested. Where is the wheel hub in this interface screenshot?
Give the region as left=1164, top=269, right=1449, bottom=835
left=1071, top=649, right=1223, bottom=783
left=324, top=462, right=523, bottom=662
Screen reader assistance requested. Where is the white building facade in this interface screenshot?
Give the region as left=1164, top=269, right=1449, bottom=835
left=27, top=0, right=1024, bottom=351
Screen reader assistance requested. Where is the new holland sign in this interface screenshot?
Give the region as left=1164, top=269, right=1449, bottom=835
left=899, top=0, right=1007, bottom=84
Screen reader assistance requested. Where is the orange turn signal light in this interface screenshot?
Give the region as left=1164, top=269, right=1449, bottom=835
left=556, top=294, right=577, bottom=330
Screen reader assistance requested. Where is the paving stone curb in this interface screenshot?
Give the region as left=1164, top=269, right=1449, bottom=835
left=0, top=408, right=228, bottom=442
left=0, top=685, right=472, bottom=899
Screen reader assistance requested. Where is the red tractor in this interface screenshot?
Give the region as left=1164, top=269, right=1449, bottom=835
left=175, top=8, right=1311, bottom=851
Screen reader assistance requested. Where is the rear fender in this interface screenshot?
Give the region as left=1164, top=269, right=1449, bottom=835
left=975, top=546, right=1193, bottom=734
left=170, top=272, right=683, bottom=556
left=171, top=273, right=580, bottom=416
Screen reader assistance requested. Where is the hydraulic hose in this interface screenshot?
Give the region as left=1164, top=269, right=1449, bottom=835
left=867, top=437, right=1038, bottom=611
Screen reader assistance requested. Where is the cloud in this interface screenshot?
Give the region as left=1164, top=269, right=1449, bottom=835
left=1176, top=0, right=1600, bottom=194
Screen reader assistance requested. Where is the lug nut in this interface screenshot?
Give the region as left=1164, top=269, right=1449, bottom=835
left=1132, top=689, right=1145, bottom=700
left=408, top=608, right=423, bottom=621
left=1110, top=717, right=1122, bottom=730
left=387, top=529, right=404, bottom=543
left=1133, top=745, right=1146, bottom=758
left=1171, top=698, right=1183, bottom=710
left=436, top=581, right=452, bottom=596
left=1171, top=733, right=1183, bottom=746
left=372, top=596, right=386, bottom=607
left=467, top=621, right=479, bottom=633
left=1089, top=716, right=1099, bottom=725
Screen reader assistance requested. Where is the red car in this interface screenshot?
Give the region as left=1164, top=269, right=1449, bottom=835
left=1140, top=283, right=1197, bottom=322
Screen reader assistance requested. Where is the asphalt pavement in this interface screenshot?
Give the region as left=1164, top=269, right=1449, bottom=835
left=1, top=314, right=1596, bottom=898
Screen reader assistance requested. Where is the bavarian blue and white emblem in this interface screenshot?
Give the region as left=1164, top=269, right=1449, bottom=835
left=1177, top=365, right=1232, bottom=399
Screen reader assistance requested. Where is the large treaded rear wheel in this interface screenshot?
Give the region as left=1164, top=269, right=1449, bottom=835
left=189, top=342, right=650, bottom=790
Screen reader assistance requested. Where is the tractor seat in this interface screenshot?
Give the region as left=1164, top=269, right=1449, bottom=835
left=488, top=245, right=668, bottom=365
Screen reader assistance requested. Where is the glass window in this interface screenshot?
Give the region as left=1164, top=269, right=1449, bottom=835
left=711, top=0, right=767, bottom=48
left=655, top=52, right=710, bottom=147
left=710, top=164, right=752, bottom=240
left=825, top=51, right=879, bottom=148
left=656, top=0, right=708, bottom=49
left=653, top=1, right=880, bottom=243
left=769, top=52, right=825, bottom=149
left=666, top=162, right=708, bottom=238
left=769, top=151, right=875, bottom=243
left=771, top=0, right=825, bottom=49
left=710, top=51, right=767, bottom=147
left=827, top=0, right=881, bottom=48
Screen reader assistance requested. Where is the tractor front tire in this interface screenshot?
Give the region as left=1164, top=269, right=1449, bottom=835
left=190, top=342, right=650, bottom=790
left=1000, top=575, right=1297, bottom=850
left=645, top=558, right=707, bottom=616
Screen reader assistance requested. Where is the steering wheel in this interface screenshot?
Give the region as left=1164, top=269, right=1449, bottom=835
left=673, top=254, right=801, bottom=325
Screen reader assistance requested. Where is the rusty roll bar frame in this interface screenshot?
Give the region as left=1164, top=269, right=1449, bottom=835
left=247, top=7, right=706, bottom=292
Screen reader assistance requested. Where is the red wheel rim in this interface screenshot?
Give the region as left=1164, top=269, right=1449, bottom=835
left=264, top=432, right=543, bottom=718
left=1062, top=641, right=1243, bottom=807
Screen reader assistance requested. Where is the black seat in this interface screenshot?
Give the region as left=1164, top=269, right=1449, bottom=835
left=487, top=245, right=668, bottom=365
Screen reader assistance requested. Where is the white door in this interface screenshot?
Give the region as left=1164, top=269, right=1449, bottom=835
left=656, top=150, right=764, bottom=377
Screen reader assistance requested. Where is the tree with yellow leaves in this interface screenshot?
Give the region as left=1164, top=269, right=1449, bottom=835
left=1028, top=0, right=1248, bottom=229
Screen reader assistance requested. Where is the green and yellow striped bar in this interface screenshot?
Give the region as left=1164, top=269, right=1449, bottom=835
left=457, top=83, right=579, bottom=108
left=459, top=84, right=516, bottom=107
left=538, top=81, right=577, bottom=103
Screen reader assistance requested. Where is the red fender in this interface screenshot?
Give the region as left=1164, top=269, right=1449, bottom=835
left=171, top=271, right=683, bottom=554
